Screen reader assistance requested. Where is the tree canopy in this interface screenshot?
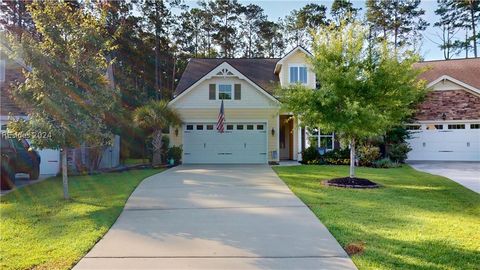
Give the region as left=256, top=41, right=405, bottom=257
left=279, top=21, right=427, bottom=177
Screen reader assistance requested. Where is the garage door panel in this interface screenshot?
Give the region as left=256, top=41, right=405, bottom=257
left=407, top=125, right=480, bottom=161
left=183, top=122, right=267, bottom=164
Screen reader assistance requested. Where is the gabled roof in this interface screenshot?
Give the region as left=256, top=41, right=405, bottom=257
left=274, top=46, right=312, bottom=73
left=174, top=58, right=280, bottom=97
left=414, top=58, right=480, bottom=91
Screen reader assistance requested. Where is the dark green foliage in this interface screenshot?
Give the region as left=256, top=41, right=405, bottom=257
left=300, top=146, right=322, bottom=164
left=387, top=143, right=411, bottom=163
left=167, top=145, right=183, bottom=165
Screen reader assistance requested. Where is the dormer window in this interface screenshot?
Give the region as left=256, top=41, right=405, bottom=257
left=289, top=65, right=307, bottom=84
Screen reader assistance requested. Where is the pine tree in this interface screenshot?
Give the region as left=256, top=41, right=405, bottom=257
left=434, top=0, right=461, bottom=59
left=239, top=4, right=266, bottom=58
left=366, top=0, right=429, bottom=49
left=331, top=0, right=360, bottom=24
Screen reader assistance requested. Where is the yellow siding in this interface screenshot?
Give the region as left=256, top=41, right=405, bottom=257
left=169, top=108, right=280, bottom=162
left=279, top=50, right=316, bottom=89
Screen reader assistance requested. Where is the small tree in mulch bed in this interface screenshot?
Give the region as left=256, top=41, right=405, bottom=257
left=278, top=20, right=427, bottom=187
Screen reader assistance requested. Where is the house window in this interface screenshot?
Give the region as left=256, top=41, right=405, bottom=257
left=186, top=125, right=193, bottom=130
left=319, top=130, right=334, bottom=151
left=196, top=125, right=203, bottom=130
left=237, top=125, right=244, bottom=130
left=218, top=84, right=232, bottom=100
left=206, top=125, right=214, bottom=130
left=289, top=66, right=307, bottom=84
left=426, top=124, right=443, bottom=130
left=256, top=125, right=264, bottom=130
left=0, top=60, right=5, bottom=83
left=406, top=125, right=421, bottom=130
left=246, top=124, right=254, bottom=130
left=226, top=124, right=234, bottom=130
left=470, top=124, right=480, bottom=129
left=448, top=124, right=465, bottom=129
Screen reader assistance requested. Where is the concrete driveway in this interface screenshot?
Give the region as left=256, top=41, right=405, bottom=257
left=74, top=165, right=357, bottom=270
left=409, top=162, right=480, bottom=194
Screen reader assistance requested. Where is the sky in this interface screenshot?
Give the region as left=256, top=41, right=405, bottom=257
left=184, top=0, right=456, bottom=61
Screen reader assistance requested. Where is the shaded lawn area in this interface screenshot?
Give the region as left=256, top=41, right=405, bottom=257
left=124, top=158, right=149, bottom=166
left=0, top=169, right=163, bottom=270
left=273, top=165, right=480, bottom=270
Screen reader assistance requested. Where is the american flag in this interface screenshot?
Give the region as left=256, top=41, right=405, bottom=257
left=217, top=100, right=225, bottom=133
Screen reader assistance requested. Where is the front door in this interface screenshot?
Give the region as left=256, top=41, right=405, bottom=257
left=279, top=116, right=293, bottom=160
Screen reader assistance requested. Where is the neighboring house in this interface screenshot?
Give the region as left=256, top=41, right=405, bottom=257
left=169, top=47, right=480, bottom=164
left=0, top=54, right=120, bottom=174
left=408, top=58, right=480, bottom=161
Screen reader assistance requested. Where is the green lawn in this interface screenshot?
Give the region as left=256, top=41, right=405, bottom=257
left=0, top=169, right=163, bottom=270
left=124, top=158, right=149, bottom=166
left=273, top=165, right=480, bottom=270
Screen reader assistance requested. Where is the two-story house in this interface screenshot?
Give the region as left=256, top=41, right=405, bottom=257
left=168, top=46, right=319, bottom=164
left=168, top=47, right=480, bottom=164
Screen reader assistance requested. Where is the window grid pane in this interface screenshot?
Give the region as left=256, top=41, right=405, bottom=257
left=299, top=67, right=307, bottom=83
left=219, top=84, right=232, bottom=100
left=290, top=67, right=298, bottom=83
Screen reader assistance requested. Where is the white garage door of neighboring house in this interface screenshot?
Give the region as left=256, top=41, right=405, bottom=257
left=407, top=123, right=480, bottom=161
left=183, top=122, right=267, bottom=164
left=38, top=149, right=60, bottom=175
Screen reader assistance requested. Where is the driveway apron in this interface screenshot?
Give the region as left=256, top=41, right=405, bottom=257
left=74, top=165, right=357, bottom=270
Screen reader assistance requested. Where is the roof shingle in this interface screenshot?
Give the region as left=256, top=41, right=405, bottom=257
left=174, top=58, right=280, bottom=97
left=414, top=58, right=480, bottom=90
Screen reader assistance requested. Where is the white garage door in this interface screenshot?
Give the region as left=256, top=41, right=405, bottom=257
left=183, top=122, right=267, bottom=164
left=407, top=123, right=480, bottom=161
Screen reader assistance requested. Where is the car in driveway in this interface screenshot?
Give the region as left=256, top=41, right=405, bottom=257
left=1, top=134, right=41, bottom=190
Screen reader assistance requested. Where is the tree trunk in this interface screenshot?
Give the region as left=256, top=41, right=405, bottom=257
left=349, top=139, right=356, bottom=178
left=61, top=148, right=69, bottom=200
left=470, top=2, right=477, bottom=57
left=152, top=130, right=163, bottom=166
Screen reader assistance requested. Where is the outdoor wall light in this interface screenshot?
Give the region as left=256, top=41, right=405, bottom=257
left=175, top=128, right=179, bottom=137
left=271, top=128, right=275, bottom=136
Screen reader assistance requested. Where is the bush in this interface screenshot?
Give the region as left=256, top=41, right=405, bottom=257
left=323, top=148, right=350, bottom=165
left=388, top=143, right=411, bottom=163
left=358, top=145, right=381, bottom=167
left=161, top=135, right=170, bottom=163
left=301, top=146, right=322, bottom=164
left=167, top=145, right=182, bottom=165
left=372, top=158, right=401, bottom=168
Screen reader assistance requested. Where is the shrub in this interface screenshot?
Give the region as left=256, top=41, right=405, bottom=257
left=301, top=146, right=322, bottom=164
left=322, top=148, right=350, bottom=165
left=358, top=145, right=381, bottom=167
left=388, top=143, right=411, bottom=163
left=372, top=158, right=401, bottom=168
left=167, top=145, right=182, bottom=165
left=161, top=135, right=170, bottom=163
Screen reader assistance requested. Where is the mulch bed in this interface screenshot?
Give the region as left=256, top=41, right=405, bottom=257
left=323, top=177, right=380, bottom=189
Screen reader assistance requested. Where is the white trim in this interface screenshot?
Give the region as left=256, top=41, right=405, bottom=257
left=427, top=75, right=480, bottom=96
left=415, top=119, right=480, bottom=124
left=287, top=63, right=308, bottom=85
left=276, top=113, right=280, bottom=162
left=275, top=46, right=312, bottom=73
left=169, top=62, right=280, bottom=106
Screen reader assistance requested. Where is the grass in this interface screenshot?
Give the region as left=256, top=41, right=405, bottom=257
left=123, top=158, right=149, bottom=166
left=0, top=168, right=163, bottom=270
left=273, top=165, right=480, bottom=270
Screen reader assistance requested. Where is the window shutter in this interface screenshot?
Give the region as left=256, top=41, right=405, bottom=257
left=234, top=84, right=241, bottom=100
left=209, top=84, right=216, bottom=100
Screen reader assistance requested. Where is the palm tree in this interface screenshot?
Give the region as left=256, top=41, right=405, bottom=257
left=133, top=100, right=182, bottom=165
